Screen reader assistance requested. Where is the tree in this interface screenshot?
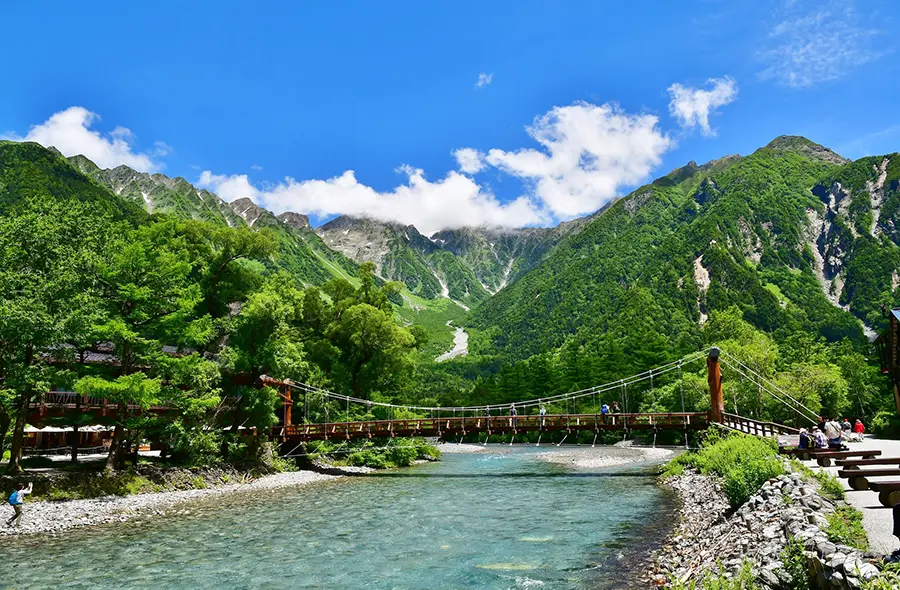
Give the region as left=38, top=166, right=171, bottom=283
left=328, top=303, right=416, bottom=399
left=219, top=276, right=313, bottom=445
left=0, top=197, right=107, bottom=473
left=84, top=221, right=199, bottom=470
left=178, top=222, right=275, bottom=317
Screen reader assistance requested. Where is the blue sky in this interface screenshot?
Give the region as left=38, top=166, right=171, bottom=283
left=1, top=0, right=897, bottom=233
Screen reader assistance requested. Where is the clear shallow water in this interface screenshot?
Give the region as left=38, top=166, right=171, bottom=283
left=0, top=446, right=675, bottom=589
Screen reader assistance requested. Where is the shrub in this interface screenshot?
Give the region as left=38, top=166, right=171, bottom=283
left=386, top=446, right=418, bottom=467
left=862, top=563, right=900, bottom=590
left=669, top=561, right=760, bottom=589
left=825, top=505, right=867, bottom=550
left=665, top=431, right=785, bottom=508
left=870, top=411, right=900, bottom=439
left=780, top=537, right=811, bottom=590
left=417, top=444, right=441, bottom=461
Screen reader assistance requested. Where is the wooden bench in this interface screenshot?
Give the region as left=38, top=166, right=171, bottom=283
left=814, top=450, right=881, bottom=467
left=835, top=457, right=900, bottom=468
left=838, top=468, right=900, bottom=491
left=779, top=449, right=881, bottom=464
left=867, top=481, right=900, bottom=507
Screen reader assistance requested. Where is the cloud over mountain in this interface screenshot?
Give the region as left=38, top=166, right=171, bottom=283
left=3, top=106, right=164, bottom=172
left=200, top=98, right=676, bottom=232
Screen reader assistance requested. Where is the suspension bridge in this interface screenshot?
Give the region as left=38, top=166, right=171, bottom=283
left=26, top=347, right=819, bottom=450
left=260, top=348, right=815, bottom=444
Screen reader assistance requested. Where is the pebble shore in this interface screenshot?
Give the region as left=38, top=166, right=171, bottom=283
left=0, top=470, right=338, bottom=538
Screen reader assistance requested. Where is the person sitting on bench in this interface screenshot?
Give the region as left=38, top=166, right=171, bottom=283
left=813, top=427, right=828, bottom=449
left=824, top=417, right=844, bottom=449
left=798, top=428, right=810, bottom=449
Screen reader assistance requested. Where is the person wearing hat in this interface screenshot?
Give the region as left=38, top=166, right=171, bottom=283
left=797, top=428, right=810, bottom=449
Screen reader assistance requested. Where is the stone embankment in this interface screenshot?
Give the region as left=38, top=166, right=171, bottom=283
left=648, top=468, right=884, bottom=588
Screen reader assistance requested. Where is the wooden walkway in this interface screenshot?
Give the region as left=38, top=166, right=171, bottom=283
left=277, top=412, right=709, bottom=442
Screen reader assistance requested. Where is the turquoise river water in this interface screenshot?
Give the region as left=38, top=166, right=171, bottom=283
left=0, top=446, right=676, bottom=589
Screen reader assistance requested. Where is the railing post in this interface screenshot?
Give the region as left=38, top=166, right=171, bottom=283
left=708, top=348, right=724, bottom=423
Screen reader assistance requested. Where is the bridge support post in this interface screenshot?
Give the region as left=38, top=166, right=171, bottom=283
left=708, top=348, right=724, bottom=424
left=283, top=386, right=292, bottom=427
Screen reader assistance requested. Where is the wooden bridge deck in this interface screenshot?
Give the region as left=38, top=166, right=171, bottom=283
left=277, top=412, right=709, bottom=441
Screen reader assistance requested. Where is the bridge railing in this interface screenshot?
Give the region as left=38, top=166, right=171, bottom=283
left=721, top=412, right=801, bottom=437
left=281, top=412, right=709, bottom=439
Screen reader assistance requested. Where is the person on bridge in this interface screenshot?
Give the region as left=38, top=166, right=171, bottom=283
left=6, top=482, right=32, bottom=528
left=601, top=403, right=609, bottom=423
left=509, top=404, right=517, bottom=428
left=539, top=405, right=546, bottom=428
left=797, top=428, right=810, bottom=450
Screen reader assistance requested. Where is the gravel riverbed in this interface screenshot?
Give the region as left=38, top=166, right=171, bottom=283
left=0, top=470, right=338, bottom=538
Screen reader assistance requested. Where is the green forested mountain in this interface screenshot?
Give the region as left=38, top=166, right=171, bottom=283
left=64, top=151, right=363, bottom=288
left=430, top=226, right=572, bottom=293
left=3, top=135, right=900, bottom=446
left=68, top=154, right=246, bottom=227
left=316, top=216, right=573, bottom=307
left=0, top=141, right=146, bottom=220
left=469, top=136, right=899, bottom=365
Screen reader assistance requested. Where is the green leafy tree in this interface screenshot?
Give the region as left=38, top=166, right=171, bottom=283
left=0, top=197, right=107, bottom=473
left=82, top=221, right=200, bottom=470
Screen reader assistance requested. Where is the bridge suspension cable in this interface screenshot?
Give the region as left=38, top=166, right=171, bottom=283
left=717, top=351, right=818, bottom=425
left=270, top=350, right=711, bottom=415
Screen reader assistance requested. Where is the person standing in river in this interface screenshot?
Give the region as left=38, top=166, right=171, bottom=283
left=6, top=482, right=32, bottom=527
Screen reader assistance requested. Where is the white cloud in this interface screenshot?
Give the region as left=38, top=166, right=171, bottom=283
left=3, top=106, right=164, bottom=172
left=667, top=77, right=738, bottom=136
left=453, top=148, right=485, bottom=174
left=476, top=72, right=493, bottom=88
left=199, top=167, right=546, bottom=236
left=199, top=98, right=676, bottom=232
left=483, top=102, right=673, bottom=217
left=250, top=164, right=264, bottom=171
left=759, top=1, right=885, bottom=88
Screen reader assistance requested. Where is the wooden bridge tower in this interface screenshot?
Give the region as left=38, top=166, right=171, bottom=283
left=708, top=347, right=724, bottom=423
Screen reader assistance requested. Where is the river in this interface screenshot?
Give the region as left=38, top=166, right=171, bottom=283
left=0, top=446, right=676, bottom=589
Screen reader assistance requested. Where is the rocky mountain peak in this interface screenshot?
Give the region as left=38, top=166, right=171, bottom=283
left=277, top=211, right=311, bottom=231
left=765, top=136, right=849, bottom=165
left=230, top=197, right=266, bottom=227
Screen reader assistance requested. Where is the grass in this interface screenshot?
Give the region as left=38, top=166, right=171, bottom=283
left=669, top=561, right=760, bottom=589
left=812, top=470, right=845, bottom=501
left=664, top=430, right=785, bottom=508
left=863, top=563, right=900, bottom=590
left=780, top=537, right=811, bottom=590
left=825, top=505, right=868, bottom=550
left=34, top=472, right=158, bottom=501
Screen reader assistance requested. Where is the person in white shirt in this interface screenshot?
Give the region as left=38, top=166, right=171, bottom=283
left=824, top=417, right=843, bottom=448
left=6, top=482, right=32, bottom=527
